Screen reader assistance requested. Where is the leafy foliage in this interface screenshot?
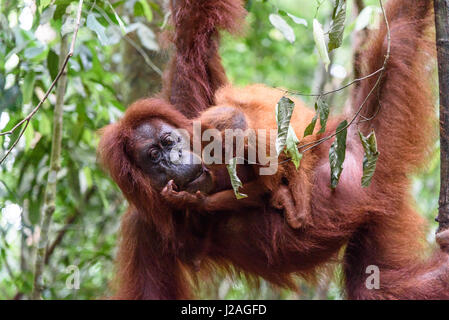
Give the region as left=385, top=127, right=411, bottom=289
left=0, top=0, right=439, bottom=301
left=269, top=14, right=295, bottom=43
left=312, top=18, right=330, bottom=71
left=275, top=96, right=295, bottom=155
left=0, top=0, right=132, bottom=299
left=316, top=97, right=329, bottom=134
left=226, top=158, right=248, bottom=199
left=329, top=120, right=348, bottom=189
left=358, top=130, right=379, bottom=187
left=285, top=126, right=303, bottom=169
left=303, top=113, right=317, bottom=137
left=275, top=96, right=302, bottom=169
left=328, top=0, right=347, bottom=51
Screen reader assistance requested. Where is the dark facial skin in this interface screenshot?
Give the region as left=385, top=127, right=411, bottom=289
left=130, top=119, right=214, bottom=194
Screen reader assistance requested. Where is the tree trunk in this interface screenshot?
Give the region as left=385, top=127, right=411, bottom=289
left=32, top=34, right=69, bottom=299
left=434, top=0, right=449, bottom=251
left=120, top=0, right=168, bottom=105
left=352, top=0, right=367, bottom=81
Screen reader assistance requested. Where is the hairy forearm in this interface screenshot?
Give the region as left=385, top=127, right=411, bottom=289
left=203, top=182, right=267, bottom=212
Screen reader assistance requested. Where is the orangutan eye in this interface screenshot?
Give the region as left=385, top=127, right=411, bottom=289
left=162, top=134, right=175, bottom=147
left=148, top=148, right=161, bottom=162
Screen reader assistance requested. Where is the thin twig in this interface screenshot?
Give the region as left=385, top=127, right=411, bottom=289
left=202, top=1, right=390, bottom=169
left=296, top=0, right=390, bottom=154
left=359, top=87, right=382, bottom=122
left=0, top=121, right=30, bottom=164
left=0, top=0, right=84, bottom=165
left=91, top=3, right=163, bottom=75
left=44, top=186, right=96, bottom=265
left=434, top=0, right=449, bottom=247
left=31, top=0, right=84, bottom=300
left=279, top=67, right=385, bottom=98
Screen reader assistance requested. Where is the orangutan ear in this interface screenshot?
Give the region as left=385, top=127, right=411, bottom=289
left=98, top=123, right=133, bottom=192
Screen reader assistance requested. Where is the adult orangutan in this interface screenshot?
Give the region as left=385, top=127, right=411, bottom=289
left=99, top=0, right=449, bottom=299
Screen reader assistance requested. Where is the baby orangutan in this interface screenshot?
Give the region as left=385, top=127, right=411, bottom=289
left=159, top=84, right=319, bottom=229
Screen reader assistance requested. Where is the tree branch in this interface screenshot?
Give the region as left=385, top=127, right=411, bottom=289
left=296, top=0, right=390, bottom=154
left=44, top=186, right=96, bottom=265
left=32, top=0, right=84, bottom=299
left=352, top=0, right=367, bottom=81
left=91, top=3, right=163, bottom=76
left=31, top=33, right=69, bottom=300
left=434, top=0, right=449, bottom=252
left=0, top=0, right=84, bottom=165
left=280, top=67, right=384, bottom=98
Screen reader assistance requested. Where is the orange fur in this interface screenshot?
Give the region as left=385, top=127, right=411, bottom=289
left=161, top=0, right=246, bottom=118
left=99, top=0, right=449, bottom=299
left=199, top=84, right=318, bottom=228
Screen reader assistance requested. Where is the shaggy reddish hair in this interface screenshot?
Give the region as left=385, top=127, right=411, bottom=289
left=99, top=0, right=449, bottom=299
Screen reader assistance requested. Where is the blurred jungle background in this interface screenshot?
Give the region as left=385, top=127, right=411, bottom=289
left=0, top=0, right=440, bottom=299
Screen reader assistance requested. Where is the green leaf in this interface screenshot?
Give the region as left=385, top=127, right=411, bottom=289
left=328, top=0, right=347, bottom=51
left=24, top=46, right=45, bottom=60
left=275, top=97, right=302, bottom=169
left=22, top=71, right=35, bottom=104
left=358, top=130, right=379, bottom=187
left=82, top=166, right=93, bottom=189
left=0, top=74, right=5, bottom=91
left=61, top=16, right=76, bottom=37
left=285, top=126, right=303, bottom=169
left=107, top=0, right=126, bottom=33
left=39, top=113, right=52, bottom=136
left=86, top=13, right=109, bottom=46
left=278, top=9, right=288, bottom=16
left=0, top=85, right=22, bottom=112
left=317, top=97, right=329, bottom=134
left=135, top=0, right=153, bottom=22
left=313, top=19, right=330, bottom=71
left=304, top=97, right=329, bottom=136
left=47, top=50, right=59, bottom=81
left=279, top=10, right=308, bottom=26
left=54, top=0, right=73, bottom=4
left=24, top=122, right=34, bottom=150
left=329, top=120, right=348, bottom=189
left=136, top=23, right=160, bottom=51
left=275, top=96, right=295, bottom=155
left=287, top=13, right=308, bottom=27
left=355, top=6, right=380, bottom=31
left=226, top=158, right=248, bottom=199
left=38, top=0, right=52, bottom=12
left=303, top=114, right=317, bottom=137
left=269, top=14, right=295, bottom=43
left=53, top=0, right=73, bottom=20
